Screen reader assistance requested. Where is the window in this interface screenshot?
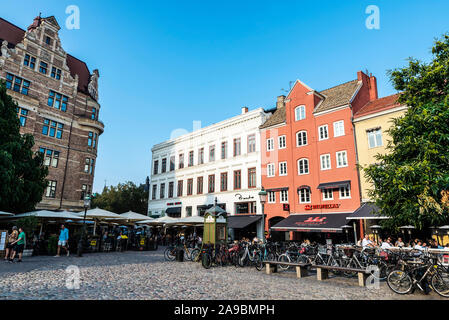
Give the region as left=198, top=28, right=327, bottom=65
left=279, top=136, right=286, bottom=149
left=280, top=190, right=288, bottom=203
left=268, top=191, right=276, bottom=203
left=320, top=154, right=331, bottom=170
left=299, top=188, right=311, bottom=203
left=39, top=148, right=60, bottom=168
left=39, top=61, right=48, bottom=74
left=43, top=119, right=64, bottom=139
left=298, top=158, right=309, bottom=175
left=197, top=177, right=203, bottom=195
left=323, top=189, right=334, bottom=201
left=248, top=168, right=256, bottom=188
left=221, top=142, right=227, bottom=159
left=88, top=132, right=98, bottom=148
left=279, top=162, right=287, bottom=176
left=295, top=105, right=306, bottom=121
left=189, top=151, right=194, bottom=167
left=367, top=128, right=383, bottom=148
left=296, top=131, right=308, bottom=147
left=6, top=73, right=30, bottom=95
left=177, top=180, right=183, bottom=197
left=179, top=154, right=184, bottom=169
left=24, top=54, right=36, bottom=69
left=152, top=185, right=157, bottom=200
left=16, top=107, right=29, bottom=127
left=208, top=175, right=215, bottom=193
left=234, top=170, right=241, bottom=190
left=267, top=163, right=275, bottom=177
left=186, top=206, right=192, bottom=217
left=334, top=120, right=345, bottom=137
left=233, top=138, right=241, bottom=156
left=51, top=67, right=62, bottom=80
left=161, top=158, right=167, bottom=173
left=91, top=108, right=97, bottom=120
left=340, top=186, right=351, bottom=199
left=187, top=179, right=193, bottom=195
left=235, top=202, right=257, bottom=214
left=81, top=184, right=91, bottom=200
left=170, top=156, right=175, bottom=171
left=153, top=160, right=159, bottom=175
left=160, top=183, right=165, bottom=199
left=267, top=138, right=274, bottom=151
left=45, top=36, right=52, bottom=45
left=47, top=91, right=68, bottom=112
left=46, top=180, right=57, bottom=198
left=319, top=125, right=329, bottom=141
left=168, top=182, right=174, bottom=198
left=209, top=145, right=215, bottom=162
left=198, top=148, right=204, bottom=165
left=84, top=158, right=94, bottom=174
left=220, top=172, right=228, bottom=191
left=336, top=151, right=348, bottom=168
left=248, top=134, right=256, bottom=153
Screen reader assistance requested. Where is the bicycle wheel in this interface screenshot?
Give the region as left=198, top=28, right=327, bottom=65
left=375, top=261, right=388, bottom=281
left=202, top=252, right=212, bottom=269
left=278, top=254, right=291, bottom=270
left=431, top=272, right=449, bottom=298
left=164, top=247, right=176, bottom=261
left=191, top=248, right=200, bottom=262
left=387, top=270, right=413, bottom=295
left=255, top=253, right=264, bottom=271
left=267, top=252, right=276, bottom=262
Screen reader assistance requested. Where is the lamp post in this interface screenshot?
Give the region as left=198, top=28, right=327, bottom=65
left=77, top=195, right=91, bottom=257
left=258, top=187, right=267, bottom=242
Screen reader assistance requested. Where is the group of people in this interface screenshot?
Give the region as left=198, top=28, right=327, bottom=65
left=359, top=234, right=449, bottom=250
left=3, top=226, right=26, bottom=263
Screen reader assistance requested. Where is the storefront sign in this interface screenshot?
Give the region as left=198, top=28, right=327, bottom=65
left=167, top=202, right=182, bottom=206
left=304, top=204, right=341, bottom=210
left=235, top=194, right=255, bottom=201
left=0, top=231, right=7, bottom=251
left=295, top=217, right=327, bottom=226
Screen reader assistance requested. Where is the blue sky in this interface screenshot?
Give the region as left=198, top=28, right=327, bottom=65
left=2, top=0, right=449, bottom=192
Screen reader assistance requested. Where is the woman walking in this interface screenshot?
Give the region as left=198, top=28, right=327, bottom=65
left=4, top=226, right=18, bottom=262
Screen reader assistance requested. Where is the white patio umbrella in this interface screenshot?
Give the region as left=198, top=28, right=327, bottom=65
left=166, top=216, right=204, bottom=226
left=0, top=211, right=14, bottom=216
left=136, top=218, right=155, bottom=224
left=115, top=211, right=152, bottom=222
left=74, top=208, right=122, bottom=235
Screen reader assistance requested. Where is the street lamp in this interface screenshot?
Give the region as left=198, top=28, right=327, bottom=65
left=258, top=187, right=267, bottom=242
left=77, top=195, right=91, bottom=257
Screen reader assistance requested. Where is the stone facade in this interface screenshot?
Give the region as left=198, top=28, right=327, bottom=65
left=0, top=16, right=104, bottom=211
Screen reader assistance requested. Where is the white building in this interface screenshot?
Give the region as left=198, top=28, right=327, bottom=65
left=148, top=107, right=271, bottom=239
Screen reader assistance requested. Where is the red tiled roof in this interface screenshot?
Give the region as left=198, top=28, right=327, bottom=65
left=354, top=94, right=402, bottom=118
left=0, top=17, right=91, bottom=96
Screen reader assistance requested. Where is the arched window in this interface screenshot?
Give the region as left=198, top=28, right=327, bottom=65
left=298, top=158, right=309, bottom=175
left=296, top=131, right=308, bottom=147
left=295, top=105, right=306, bottom=121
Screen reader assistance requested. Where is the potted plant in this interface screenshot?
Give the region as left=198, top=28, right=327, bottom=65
left=17, top=216, right=39, bottom=257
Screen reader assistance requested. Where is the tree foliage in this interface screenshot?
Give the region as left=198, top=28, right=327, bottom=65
left=0, top=81, right=48, bottom=213
left=91, top=181, right=149, bottom=214
left=364, top=34, right=449, bottom=230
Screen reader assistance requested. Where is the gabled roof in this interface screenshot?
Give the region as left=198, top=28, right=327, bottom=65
left=259, top=106, right=286, bottom=129
left=0, top=17, right=91, bottom=96
left=354, top=94, right=402, bottom=118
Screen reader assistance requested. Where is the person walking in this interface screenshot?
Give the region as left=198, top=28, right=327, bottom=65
left=4, top=226, right=18, bottom=262
left=10, top=227, right=26, bottom=263
left=55, top=224, right=70, bottom=257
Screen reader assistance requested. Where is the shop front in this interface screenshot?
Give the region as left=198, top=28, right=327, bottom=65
left=227, top=215, right=263, bottom=241
left=270, top=213, right=353, bottom=244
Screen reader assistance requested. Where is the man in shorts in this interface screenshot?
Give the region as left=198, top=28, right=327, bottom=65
left=4, top=226, right=18, bottom=262
left=10, top=227, right=25, bottom=263
left=55, top=224, right=70, bottom=257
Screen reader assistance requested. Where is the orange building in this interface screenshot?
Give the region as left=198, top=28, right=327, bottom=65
left=260, top=71, right=378, bottom=243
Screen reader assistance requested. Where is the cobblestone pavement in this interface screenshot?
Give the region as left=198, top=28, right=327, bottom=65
left=0, top=248, right=445, bottom=300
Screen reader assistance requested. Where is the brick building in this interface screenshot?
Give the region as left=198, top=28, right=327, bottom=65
left=0, top=16, right=104, bottom=211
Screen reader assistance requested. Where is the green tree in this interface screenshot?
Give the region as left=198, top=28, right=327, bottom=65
left=0, top=81, right=48, bottom=213
left=364, top=34, right=449, bottom=230
left=91, top=181, right=149, bottom=214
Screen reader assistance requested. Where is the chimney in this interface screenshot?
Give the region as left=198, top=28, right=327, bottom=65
left=276, top=95, right=286, bottom=109
left=241, top=107, right=248, bottom=114
left=369, top=73, right=378, bottom=101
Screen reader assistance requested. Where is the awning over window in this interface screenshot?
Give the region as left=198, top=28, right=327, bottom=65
left=317, top=180, right=351, bottom=190
left=270, top=213, right=352, bottom=233
left=165, top=207, right=181, bottom=215
left=266, top=187, right=289, bottom=192
left=346, top=203, right=389, bottom=220
left=228, top=215, right=262, bottom=229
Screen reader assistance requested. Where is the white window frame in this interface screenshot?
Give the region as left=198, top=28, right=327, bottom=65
left=299, top=188, right=311, bottom=204
left=280, top=190, right=289, bottom=203
left=336, top=151, right=348, bottom=168
left=267, top=138, right=275, bottom=152
left=320, top=154, right=331, bottom=171
left=297, top=158, right=309, bottom=175
left=278, top=135, right=286, bottom=149
left=318, top=124, right=329, bottom=141
left=296, top=131, right=308, bottom=147
left=322, top=189, right=334, bottom=201
left=367, top=128, right=383, bottom=149
left=267, top=163, right=275, bottom=178
left=279, top=162, right=288, bottom=176
left=295, top=105, right=306, bottom=121
left=268, top=191, right=276, bottom=203
left=333, top=120, right=345, bottom=137
left=339, top=186, right=351, bottom=199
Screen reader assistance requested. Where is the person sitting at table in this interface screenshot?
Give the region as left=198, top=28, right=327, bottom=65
left=395, top=237, right=405, bottom=247
left=361, top=234, right=375, bottom=248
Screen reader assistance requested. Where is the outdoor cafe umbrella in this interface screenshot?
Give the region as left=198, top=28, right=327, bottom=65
left=0, top=211, right=14, bottom=216
left=115, top=211, right=151, bottom=223
left=74, top=208, right=123, bottom=235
